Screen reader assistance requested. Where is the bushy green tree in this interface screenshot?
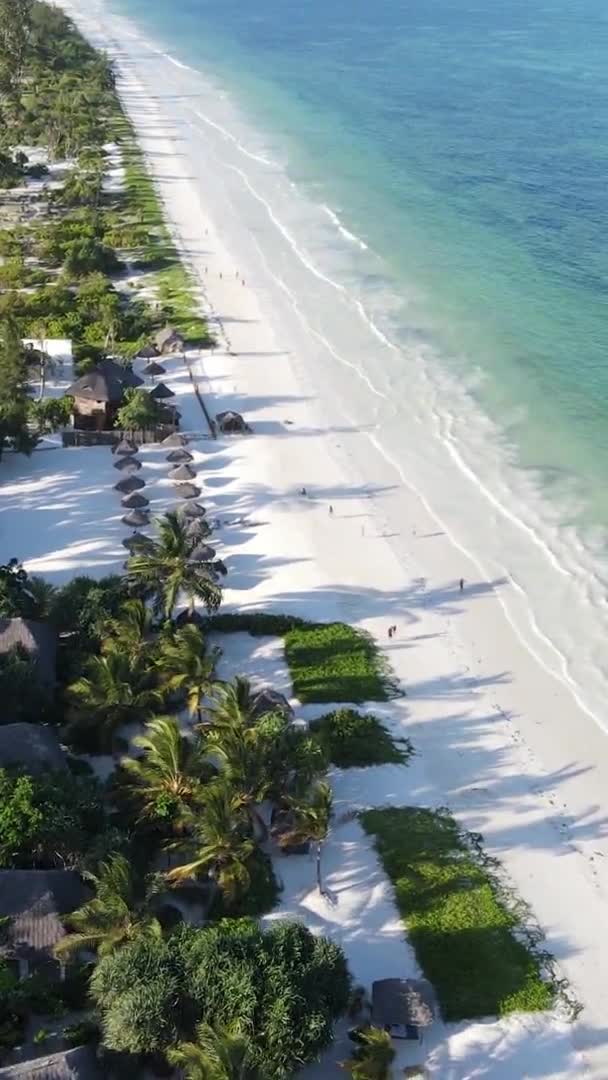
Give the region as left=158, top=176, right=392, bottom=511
left=115, top=388, right=163, bottom=432
left=91, top=920, right=350, bottom=1074
left=0, top=317, right=36, bottom=456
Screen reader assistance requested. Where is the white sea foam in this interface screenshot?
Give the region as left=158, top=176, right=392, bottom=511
left=321, top=203, right=369, bottom=250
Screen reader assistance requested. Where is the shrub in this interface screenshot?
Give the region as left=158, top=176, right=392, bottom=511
left=310, top=708, right=412, bottom=767
left=285, top=622, right=395, bottom=703
left=361, top=807, right=555, bottom=1020
left=63, top=1017, right=100, bottom=1048
left=115, top=388, right=163, bottom=432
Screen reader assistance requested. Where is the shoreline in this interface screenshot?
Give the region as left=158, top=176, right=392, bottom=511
left=14, top=1, right=608, bottom=1074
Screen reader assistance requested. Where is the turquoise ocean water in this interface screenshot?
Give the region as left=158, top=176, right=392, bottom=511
left=112, top=0, right=608, bottom=521
left=107, top=0, right=608, bottom=726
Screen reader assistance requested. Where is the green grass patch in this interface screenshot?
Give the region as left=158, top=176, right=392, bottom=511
left=285, top=621, right=393, bottom=703
left=361, top=807, right=555, bottom=1020
left=205, top=612, right=397, bottom=703
left=310, top=708, right=412, bottom=767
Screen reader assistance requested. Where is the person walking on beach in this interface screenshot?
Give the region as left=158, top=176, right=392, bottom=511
left=329, top=505, right=333, bottom=516
left=301, top=487, right=307, bottom=496
left=459, top=578, right=464, bottom=592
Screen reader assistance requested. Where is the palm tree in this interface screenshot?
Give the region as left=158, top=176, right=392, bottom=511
left=54, top=854, right=161, bottom=960
left=157, top=622, right=219, bottom=722
left=100, top=598, right=157, bottom=664
left=168, top=1022, right=257, bottom=1080
left=121, top=715, right=206, bottom=837
left=282, top=781, right=333, bottom=895
left=205, top=721, right=270, bottom=841
left=343, top=1027, right=395, bottom=1080
left=166, top=783, right=254, bottom=902
left=128, top=512, right=222, bottom=620
left=67, top=647, right=163, bottom=752
left=207, top=676, right=258, bottom=730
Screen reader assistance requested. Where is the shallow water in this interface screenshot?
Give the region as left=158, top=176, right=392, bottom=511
left=110, top=0, right=608, bottom=731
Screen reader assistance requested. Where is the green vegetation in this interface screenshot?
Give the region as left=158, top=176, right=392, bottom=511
left=343, top=1027, right=395, bottom=1080
left=310, top=707, right=412, bottom=767
left=361, top=807, right=555, bottom=1020
left=285, top=621, right=393, bottom=703
left=115, top=387, right=164, bottom=431
left=91, top=920, right=350, bottom=1073
left=206, top=612, right=397, bottom=702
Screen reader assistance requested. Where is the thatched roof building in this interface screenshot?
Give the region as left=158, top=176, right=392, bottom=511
left=0, top=871, right=87, bottom=976
left=169, top=463, right=196, bottom=482
left=162, top=432, right=188, bottom=447
left=136, top=343, right=159, bottom=359
left=371, top=979, right=434, bottom=1035
left=155, top=326, right=185, bottom=355
left=0, top=1047, right=102, bottom=1078
left=166, top=448, right=193, bottom=464
left=150, top=381, right=174, bottom=400
left=0, top=724, right=66, bottom=776
left=66, top=362, right=142, bottom=432
left=142, top=360, right=166, bottom=376
left=0, top=618, right=57, bottom=685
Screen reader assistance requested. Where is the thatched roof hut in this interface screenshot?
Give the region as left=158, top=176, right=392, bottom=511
left=169, top=463, right=196, bottom=482
left=250, top=687, right=293, bottom=722
left=216, top=410, right=249, bottom=434
left=371, top=979, right=434, bottom=1034
left=66, top=361, right=142, bottom=405
left=184, top=517, right=210, bottom=541
left=166, top=448, right=193, bottom=464
left=174, top=609, right=206, bottom=630
left=121, top=491, right=149, bottom=509
left=150, top=381, right=175, bottom=401
left=122, top=532, right=153, bottom=552
left=162, top=432, right=188, bottom=447
left=114, top=474, right=145, bottom=494
left=0, top=870, right=87, bottom=974
left=155, top=326, right=185, bottom=355
left=0, top=618, right=57, bottom=685
left=0, top=724, right=66, bottom=776
left=0, top=1046, right=102, bottom=1078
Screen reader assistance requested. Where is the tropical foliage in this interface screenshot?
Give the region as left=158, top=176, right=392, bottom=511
left=128, top=511, right=223, bottom=619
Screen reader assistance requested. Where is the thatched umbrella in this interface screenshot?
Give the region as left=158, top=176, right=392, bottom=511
left=176, top=483, right=201, bottom=501
left=184, top=517, right=210, bottom=541
left=122, top=532, right=153, bottom=552
left=169, top=463, right=196, bottom=482
left=142, top=360, right=166, bottom=377
left=150, top=382, right=175, bottom=401
left=189, top=543, right=216, bottom=563
left=114, top=474, right=145, bottom=494
left=121, top=491, right=150, bottom=509
left=166, top=448, right=193, bottom=464
left=136, top=343, right=159, bottom=359
left=113, top=437, right=137, bottom=455
left=162, top=433, right=187, bottom=447
left=122, top=509, right=150, bottom=528
left=113, top=454, right=142, bottom=472
left=179, top=501, right=206, bottom=520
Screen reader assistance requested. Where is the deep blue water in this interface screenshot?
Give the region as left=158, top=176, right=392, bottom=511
left=114, top=0, right=608, bottom=519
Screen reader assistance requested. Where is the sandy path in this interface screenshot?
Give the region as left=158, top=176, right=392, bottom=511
left=29, top=2, right=608, bottom=1074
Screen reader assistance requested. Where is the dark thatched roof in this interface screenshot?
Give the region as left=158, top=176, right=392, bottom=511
left=150, top=381, right=174, bottom=400
left=136, top=343, right=159, bottom=359
left=162, top=433, right=187, bottom=447
left=251, top=688, right=293, bottom=722
left=66, top=361, right=142, bottom=404
left=114, top=474, right=145, bottom=494
left=120, top=491, right=149, bottom=509
left=184, top=517, right=211, bottom=541
left=0, top=1047, right=102, bottom=1078
left=189, top=543, right=216, bottom=563
left=122, top=532, right=153, bottom=552
left=113, top=437, right=137, bottom=455
left=169, top=463, right=196, bottom=482
left=0, top=618, right=57, bottom=684
left=122, top=509, right=150, bottom=527
left=371, top=979, right=435, bottom=1029
left=0, top=871, right=87, bottom=959
left=113, top=454, right=141, bottom=472
left=178, top=501, right=206, bottom=520
left=142, top=360, right=166, bottom=376
left=216, top=410, right=248, bottom=433
left=155, top=326, right=185, bottom=353
left=0, top=724, right=66, bottom=776
left=166, top=448, right=193, bottom=464
left=176, top=483, right=201, bottom=501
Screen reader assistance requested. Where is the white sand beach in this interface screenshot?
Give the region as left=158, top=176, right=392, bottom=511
left=4, top=0, right=608, bottom=1074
